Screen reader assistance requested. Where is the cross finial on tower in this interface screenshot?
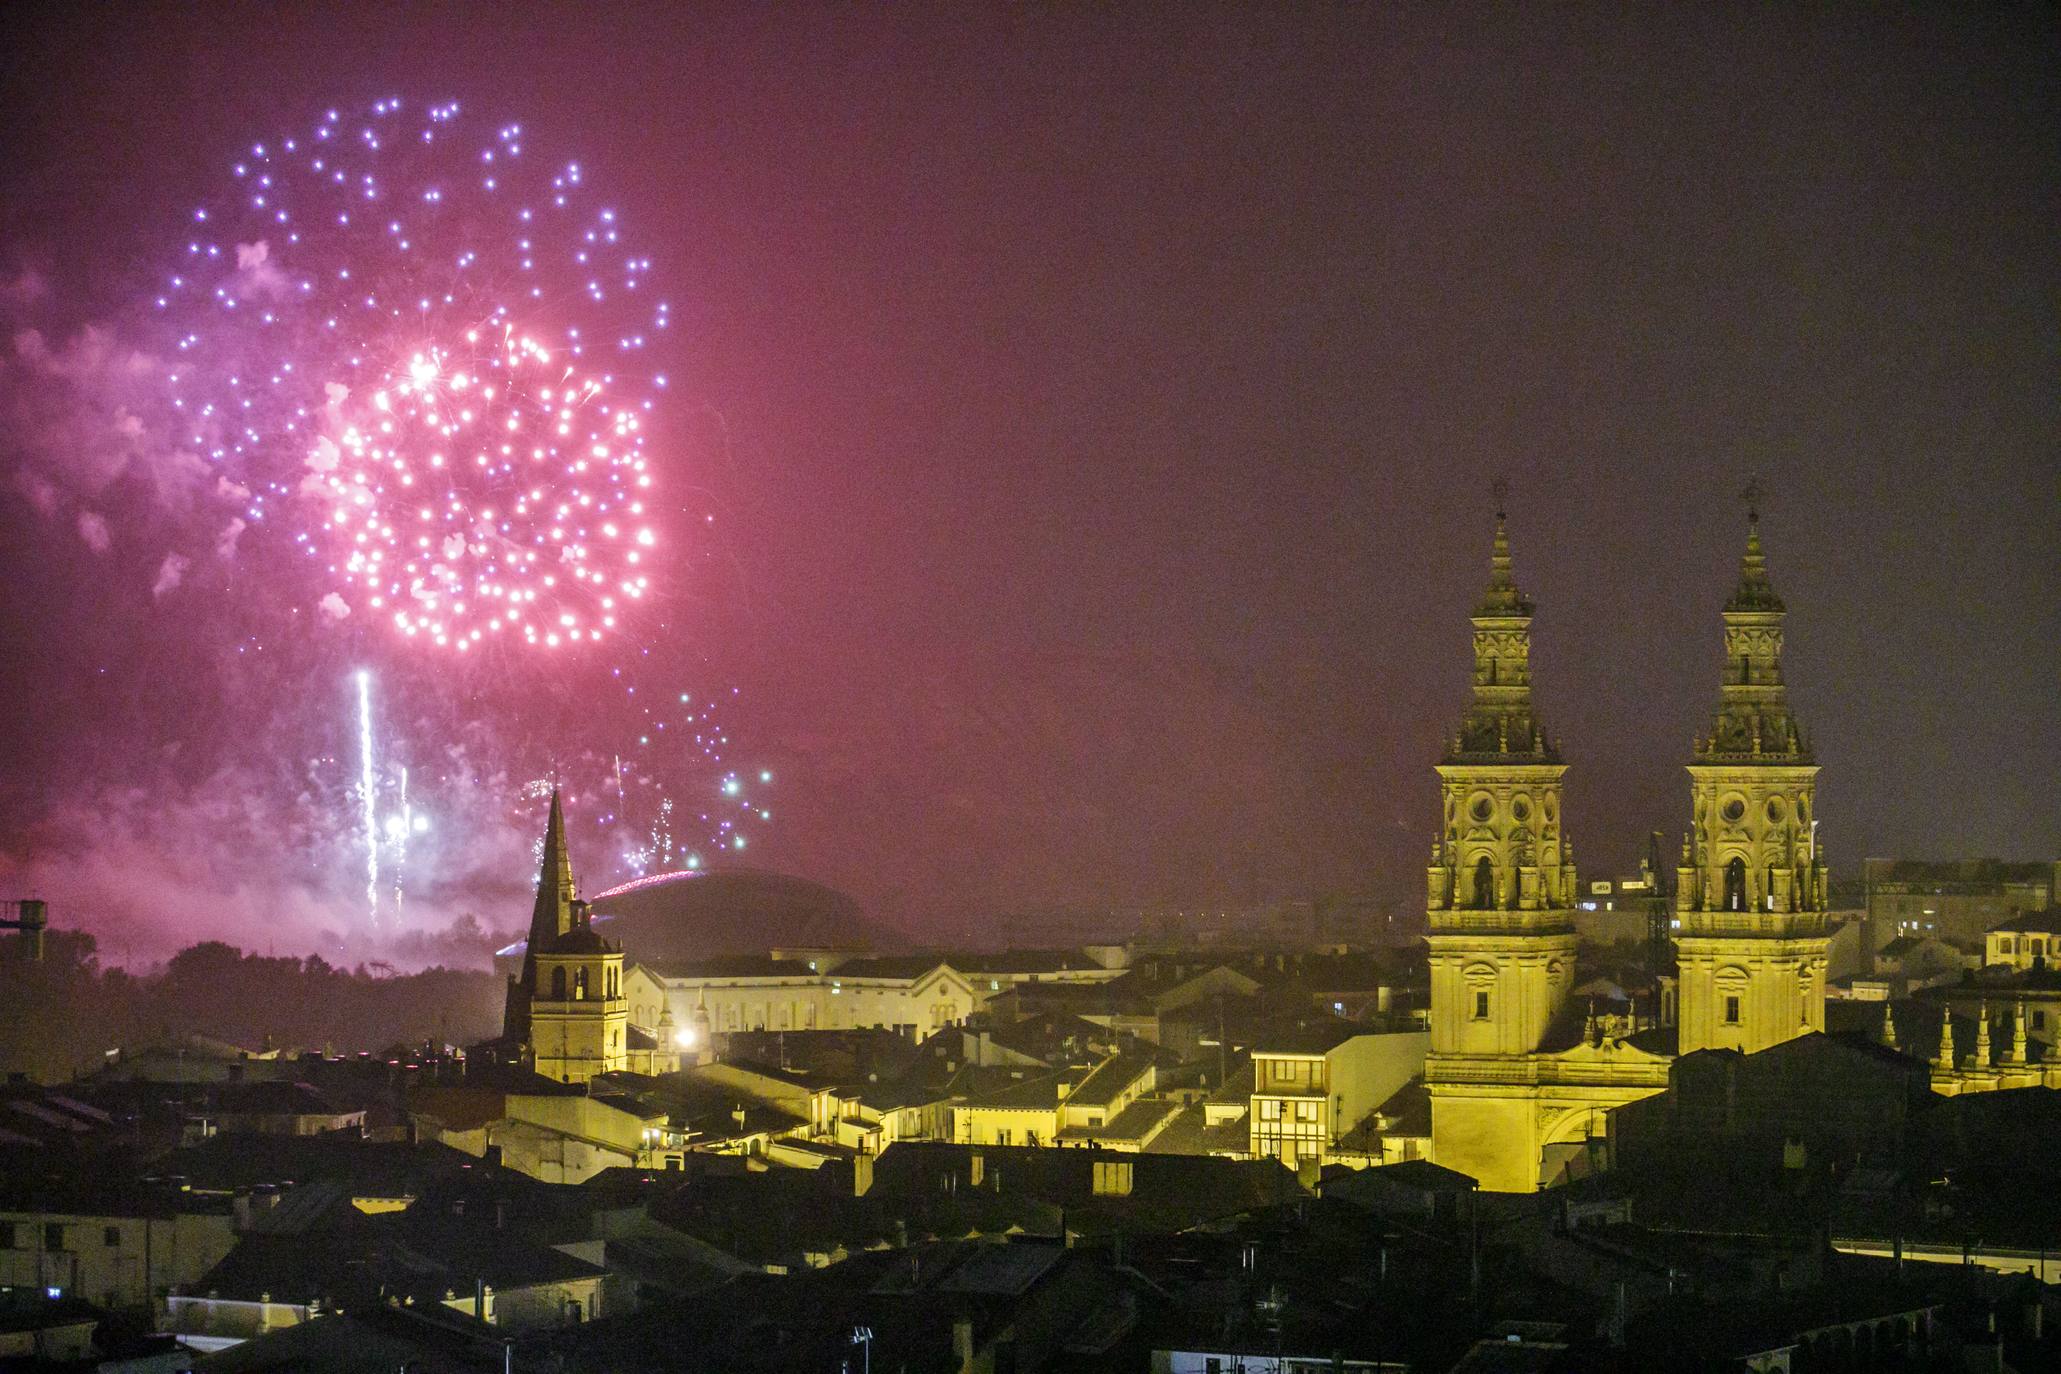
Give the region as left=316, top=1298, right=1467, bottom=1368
left=1491, top=476, right=1510, bottom=521
left=1738, top=476, right=1765, bottom=523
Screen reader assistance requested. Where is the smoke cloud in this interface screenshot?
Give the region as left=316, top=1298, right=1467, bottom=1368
left=0, top=759, right=534, bottom=970
left=232, top=240, right=292, bottom=300
left=151, top=552, right=190, bottom=598
left=76, top=510, right=111, bottom=553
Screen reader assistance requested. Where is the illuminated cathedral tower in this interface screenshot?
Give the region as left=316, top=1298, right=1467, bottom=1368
left=502, top=790, right=629, bottom=1083
left=1423, top=505, right=1582, bottom=1186
left=1673, top=508, right=1831, bottom=1054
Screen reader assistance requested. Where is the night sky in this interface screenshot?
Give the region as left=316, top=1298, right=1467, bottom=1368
left=2, top=4, right=2055, bottom=960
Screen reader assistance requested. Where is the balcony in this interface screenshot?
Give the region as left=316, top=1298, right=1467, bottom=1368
left=1428, top=909, right=1575, bottom=936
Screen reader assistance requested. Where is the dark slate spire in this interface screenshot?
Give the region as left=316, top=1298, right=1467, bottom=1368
left=529, top=788, right=577, bottom=951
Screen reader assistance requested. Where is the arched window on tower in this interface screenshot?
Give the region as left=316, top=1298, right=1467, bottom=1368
left=549, top=967, right=567, bottom=1001
left=1473, top=857, right=1496, bottom=910
left=1724, top=857, right=1747, bottom=913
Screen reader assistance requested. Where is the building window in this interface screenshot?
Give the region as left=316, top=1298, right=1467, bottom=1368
left=1473, top=991, right=1491, bottom=1021
left=1724, top=995, right=1742, bottom=1025
left=1473, top=857, right=1496, bottom=910
left=1294, top=1100, right=1318, bottom=1123
left=102, top=1226, right=121, bottom=1247
left=44, top=1223, right=66, bottom=1251
left=1260, top=1098, right=1281, bottom=1121
left=550, top=968, right=567, bottom=1001
left=2001, top=938, right=2016, bottom=955
left=1724, top=857, right=1747, bottom=913
left=2035, top=1011, right=2048, bottom=1030
left=0, top=1222, right=16, bottom=1249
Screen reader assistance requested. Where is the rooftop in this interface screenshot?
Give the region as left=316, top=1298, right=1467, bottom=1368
left=1064, top=1051, right=1156, bottom=1108
left=1055, top=1096, right=1180, bottom=1145
left=1988, top=909, right=2061, bottom=935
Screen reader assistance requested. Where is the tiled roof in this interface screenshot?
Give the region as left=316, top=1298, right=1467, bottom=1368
left=1372, top=1077, right=1430, bottom=1135
left=1250, top=1019, right=1363, bottom=1056
left=1064, top=1052, right=1154, bottom=1108
left=1988, top=909, right=2061, bottom=935
left=832, top=956, right=954, bottom=981
left=1055, top=1096, right=1180, bottom=1145
left=640, top=954, right=813, bottom=979
left=944, top=949, right=1107, bottom=975
left=1361, top=1158, right=1478, bottom=1192
left=963, top=1069, right=1078, bottom=1111
left=1205, top=1058, right=1256, bottom=1103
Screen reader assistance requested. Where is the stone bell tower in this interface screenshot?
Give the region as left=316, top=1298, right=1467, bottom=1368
left=503, top=790, right=629, bottom=1084
left=1674, top=502, right=1830, bottom=1055
left=1424, top=501, right=1579, bottom=1061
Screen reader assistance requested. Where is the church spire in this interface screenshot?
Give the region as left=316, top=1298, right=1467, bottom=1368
left=505, top=787, right=582, bottom=1050
left=528, top=787, right=578, bottom=950
left=1445, top=496, right=1553, bottom=763
left=1725, top=504, right=1785, bottom=614
left=1696, top=503, right=1809, bottom=764
left=1474, top=487, right=1535, bottom=618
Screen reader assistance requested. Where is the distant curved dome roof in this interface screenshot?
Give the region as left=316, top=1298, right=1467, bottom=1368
left=504, top=869, right=883, bottom=964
